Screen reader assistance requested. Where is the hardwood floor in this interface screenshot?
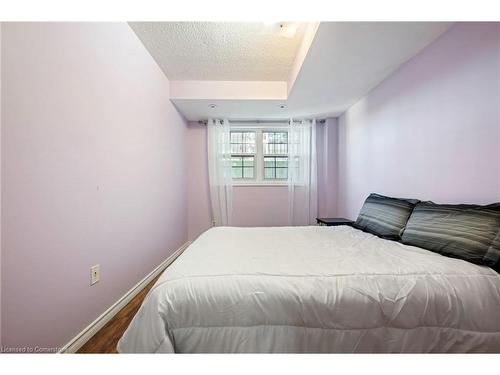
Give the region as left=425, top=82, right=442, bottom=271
left=77, top=274, right=160, bottom=353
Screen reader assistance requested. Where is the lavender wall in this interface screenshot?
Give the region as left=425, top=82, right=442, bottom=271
left=1, top=23, right=188, bottom=351
left=186, top=122, right=212, bottom=239
left=186, top=121, right=338, bottom=239
left=317, top=118, right=339, bottom=217
left=0, top=22, right=3, bottom=348
left=337, top=22, right=500, bottom=219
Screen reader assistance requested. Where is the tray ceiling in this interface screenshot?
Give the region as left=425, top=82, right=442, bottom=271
left=130, top=22, right=307, bottom=81
left=130, top=22, right=453, bottom=121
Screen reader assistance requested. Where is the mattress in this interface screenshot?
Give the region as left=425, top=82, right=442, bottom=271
left=117, top=225, right=500, bottom=353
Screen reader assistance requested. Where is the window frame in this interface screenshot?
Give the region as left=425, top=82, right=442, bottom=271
left=230, top=131, right=257, bottom=181
left=262, top=130, right=289, bottom=181
left=230, top=126, right=289, bottom=186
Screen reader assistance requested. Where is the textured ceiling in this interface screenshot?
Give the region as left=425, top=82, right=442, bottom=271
left=129, top=22, right=306, bottom=81
left=169, top=22, right=453, bottom=120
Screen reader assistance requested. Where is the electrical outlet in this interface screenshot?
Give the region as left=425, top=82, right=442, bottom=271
left=90, top=264, right=100, bottom=285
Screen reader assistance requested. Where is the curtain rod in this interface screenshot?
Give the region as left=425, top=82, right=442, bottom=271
left=197, top=119, right=326, bottom=125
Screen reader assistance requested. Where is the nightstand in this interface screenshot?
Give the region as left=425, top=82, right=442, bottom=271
left=316, top=218, right=354, bottom=226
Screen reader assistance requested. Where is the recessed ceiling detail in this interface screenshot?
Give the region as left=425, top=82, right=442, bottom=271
left=130, top=22, right=453, bottom=121
left=129, top=22, right=307, bottom=81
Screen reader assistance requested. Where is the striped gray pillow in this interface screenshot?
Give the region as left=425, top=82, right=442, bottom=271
left=401, top=202, right=500, bottom=271
left=354, top=193, right=419, bottom=240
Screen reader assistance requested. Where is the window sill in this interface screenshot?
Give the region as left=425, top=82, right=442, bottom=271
left=233, top=182, right=288, bottom=187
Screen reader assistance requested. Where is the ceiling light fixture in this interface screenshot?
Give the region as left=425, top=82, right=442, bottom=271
left=261, top=22, right=300, bottom=38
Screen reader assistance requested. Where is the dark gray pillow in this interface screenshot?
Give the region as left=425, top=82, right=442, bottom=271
left=401, top=202, right=500, bottom=271
left=354, top=193, right=420, bottom=240
left=487, top=230, right=500, bottom=269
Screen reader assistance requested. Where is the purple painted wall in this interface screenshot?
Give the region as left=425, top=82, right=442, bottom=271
left=186, top=122, right=212, bottom=240
left=317, top=118, right=339, bottom=218
left=232, top=185, right=289, bottom=227
left=337, top=22, right=500, bottom=219
left=1, top=23, right=188, bottom=350
left=0, top=22, right=3, bottom=348
left=186, top=120, right=338, bottom=239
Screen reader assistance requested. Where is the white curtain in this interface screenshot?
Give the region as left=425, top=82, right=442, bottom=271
left=287, top=119, right=318, bottom=225
left=207, top=118, right=233, bottom=226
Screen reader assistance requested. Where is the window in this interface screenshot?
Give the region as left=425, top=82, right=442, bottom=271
left=230, top=129, right=289, bottom=184
left=263, top=156, right=288, bottom=179
left=230, top=131, right=255, bottom=180
left=263, top=131, right=288, bottom=180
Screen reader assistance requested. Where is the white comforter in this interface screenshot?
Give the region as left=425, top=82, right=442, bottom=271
left=117, top=226, right=500, bottom=353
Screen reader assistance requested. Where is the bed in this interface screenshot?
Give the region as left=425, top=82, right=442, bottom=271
left=117, top=225, right=500, bottom=353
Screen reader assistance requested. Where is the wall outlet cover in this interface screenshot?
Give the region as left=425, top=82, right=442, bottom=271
left=90, top=264, right=100, bottom=285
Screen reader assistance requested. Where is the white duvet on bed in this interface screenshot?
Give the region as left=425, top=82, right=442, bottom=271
left=117, top=226, right=500, bottom=353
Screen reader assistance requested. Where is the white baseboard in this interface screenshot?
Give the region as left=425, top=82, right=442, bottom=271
left=59, top=241, right=191, bottom=354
